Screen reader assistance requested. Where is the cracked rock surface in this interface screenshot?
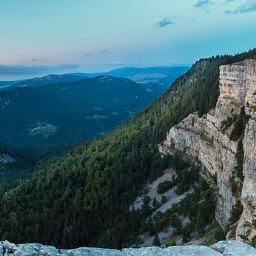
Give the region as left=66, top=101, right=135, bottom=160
left=0, top=240, right=255, bottom=256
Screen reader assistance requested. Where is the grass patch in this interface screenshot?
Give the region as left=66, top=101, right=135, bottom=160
left=28, top=121, right=58, bottom=138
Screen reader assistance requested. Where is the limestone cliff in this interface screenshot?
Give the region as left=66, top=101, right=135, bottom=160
left=159, top=59, right=256, bottom=239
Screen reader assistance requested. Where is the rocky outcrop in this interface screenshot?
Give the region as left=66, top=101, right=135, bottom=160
left=159, top=59, right=256, bottom=238
left=0, top=240, right=255, bottom=256
left=159, top=110, right=237, bottom=227
left=0, top=144, right=16, bottom=165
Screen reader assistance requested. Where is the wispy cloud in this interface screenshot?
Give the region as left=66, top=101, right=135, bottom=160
left=0, top=64, right=79, bottom=76
left=154, top=17, right=175, bottom=28
left=32, top=58, right=45, bottom=62
left=225, top=0, right=256, bottom=14
left=194, top=0, right=210, bottom=8
left=84, top=50, right=107, bottom=57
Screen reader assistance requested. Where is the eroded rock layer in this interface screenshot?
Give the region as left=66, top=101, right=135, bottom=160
left=159, top=59, right=256, bottom=238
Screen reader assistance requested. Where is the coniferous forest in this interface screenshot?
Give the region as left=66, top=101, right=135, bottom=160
left=1, top=49, right=256, bottom=248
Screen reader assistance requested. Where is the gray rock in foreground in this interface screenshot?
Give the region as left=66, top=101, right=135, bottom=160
left=211, top=240, right=256, bottom=256
left=0, top=240, right=255, bottom=256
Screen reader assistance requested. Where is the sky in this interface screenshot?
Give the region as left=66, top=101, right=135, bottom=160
left=0, top=0, right=256, bottom=80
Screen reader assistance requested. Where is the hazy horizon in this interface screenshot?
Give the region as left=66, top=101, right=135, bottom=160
left=0, top=64, right=191, bottom=81
left=0, top=0, right=256, bottom=79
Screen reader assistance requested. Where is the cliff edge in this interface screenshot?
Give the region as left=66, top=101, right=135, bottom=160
left=159, top=58, right=256, bottom=240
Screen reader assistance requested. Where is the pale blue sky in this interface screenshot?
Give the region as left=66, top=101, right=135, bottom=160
left=0, top=0, right=256, bottom=79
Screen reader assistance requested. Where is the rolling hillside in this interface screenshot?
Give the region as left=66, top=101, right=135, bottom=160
left=8, top=74, right=85, bottom=89
left=0, top=76, right=154, bottom=149
left=70, top=66, right=189, bottom=96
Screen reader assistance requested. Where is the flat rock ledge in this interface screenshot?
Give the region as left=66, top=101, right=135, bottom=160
left=0, top=240, right=256, bottom=256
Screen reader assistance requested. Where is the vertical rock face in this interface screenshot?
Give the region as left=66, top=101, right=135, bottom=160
left=215, top=63, right=246, bottom=129
left=237, top=119, right=256, bottom=239
left=159, top=59, right=256, bottom=238
left=159, top=111, right=237, bottom=228
left=244, top=59, right=256, bottom=106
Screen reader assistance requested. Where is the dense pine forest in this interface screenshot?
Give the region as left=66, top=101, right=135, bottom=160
left=0, top=49, right=256, bottom=249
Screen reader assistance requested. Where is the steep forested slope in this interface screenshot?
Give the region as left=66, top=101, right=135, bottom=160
left=0, top=49, right=256, bottom=249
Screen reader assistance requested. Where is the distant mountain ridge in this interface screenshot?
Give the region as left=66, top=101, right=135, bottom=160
left=70, top=66, right=190, bottom=95
left=1, top=66, right=189, bottom=92
left=0, top=76, right=154, bottom=149
left=0, top=80, right=25, bottom=89
left=82, top=66, right=189, bottom=79
left=8, top=74, right=86, bottom=89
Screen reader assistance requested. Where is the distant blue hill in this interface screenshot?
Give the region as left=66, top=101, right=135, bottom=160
left=6, top=74, right=85, bottom=89
left=68, top=66, right=190, bottom=95
left=0, top=76, right=155, bottom=149
left=0, top=80, right=25, bottom=89
left=1, top=66, right=189, bottom=96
